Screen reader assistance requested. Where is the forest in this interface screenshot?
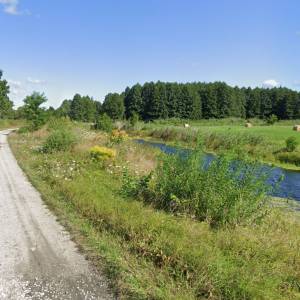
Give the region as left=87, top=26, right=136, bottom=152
left=56, top=81, right=300, bottom=122
left=1, top=70, right=300, bottom=122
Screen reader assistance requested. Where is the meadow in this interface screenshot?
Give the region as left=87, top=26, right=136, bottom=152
left=137, top=118, right=300, bottom=170
left=7, top=120, right=300, bottom=299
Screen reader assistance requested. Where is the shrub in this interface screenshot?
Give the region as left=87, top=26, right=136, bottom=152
left=129, top=112, right=139, bottom=128
left=42, top=129, right=76, bottom=153
left=276, top=152, right=300, bottom=166
left=286, top=136, right=298, bottom=152
left=266, top=114, right=278, bottom=125
left=129, top=148, right=271, bottom=227
left=47, top=117, right=72, bottom=131
left=18, top=126, right=31, bottom=134
left=94, top=113, right=113, bottom=133
left=90, top=146, right=116, bottom=161
left=121, top=168, right=152, bottom=198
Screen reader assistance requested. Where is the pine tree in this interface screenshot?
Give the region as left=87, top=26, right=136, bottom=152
left=124, top=84, right=143, bottom=119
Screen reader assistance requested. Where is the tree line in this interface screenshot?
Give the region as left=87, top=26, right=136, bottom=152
left=1, top=69, right=300, bottom=122
left=57, top=82, right=300, bottom=122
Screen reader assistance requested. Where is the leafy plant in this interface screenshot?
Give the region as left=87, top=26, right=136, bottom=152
left=266, top=114, right=278, bottom=125
left=94, top=113, right=113, bottom=133
left=286, top=136, right=298, bottom=152
left=121, top=168, right=152, bottom=198
left=42, top=129, right=76, bottom=153
left=137, top=148, right=271, bottom=227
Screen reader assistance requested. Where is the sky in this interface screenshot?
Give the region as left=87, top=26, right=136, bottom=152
left=1, top=0, right=300, bottom=108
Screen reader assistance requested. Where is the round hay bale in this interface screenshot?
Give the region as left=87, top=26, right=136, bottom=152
left=293, top=125, right=300, bottom=132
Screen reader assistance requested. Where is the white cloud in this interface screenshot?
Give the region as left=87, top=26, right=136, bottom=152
left=262, top=79, right=279, bottom=88
left=0, top=0, right=20, bottom=15
left=0, top=0, right=30, bottom=15
left=7, top=79, right=21, bottom=87
left=27, top=77, right=46, bottom=84
left=7, top=79, right=24, bottom=96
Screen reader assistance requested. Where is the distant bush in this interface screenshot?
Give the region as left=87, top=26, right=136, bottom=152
left=276, top=152, right=300, bottom=166
left=286, top=136, right=298, bottom=152
left=129, top=112, right=139, bottom=128
left=42, top=129, right=76, bottom=153
left=94, top=113, right=113, bottom=133
left=90, top=146, right=116, bottom=161
left=266, top=114, right=278, bottom=125
left=47, top=117, right=72, bottom=131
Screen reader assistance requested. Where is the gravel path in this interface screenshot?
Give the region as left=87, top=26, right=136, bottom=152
left=0, top=130, right=114, bottom=300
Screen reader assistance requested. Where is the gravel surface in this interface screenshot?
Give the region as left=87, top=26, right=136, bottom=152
left=0, top=130, right=114, bottom=300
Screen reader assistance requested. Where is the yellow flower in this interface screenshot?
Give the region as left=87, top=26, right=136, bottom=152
left=90, top=146, right=116, bottom=160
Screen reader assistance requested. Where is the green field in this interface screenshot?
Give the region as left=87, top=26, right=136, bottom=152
left=138, top=120, right=300, bottom=170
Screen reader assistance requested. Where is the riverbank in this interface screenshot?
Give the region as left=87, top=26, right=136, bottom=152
left=8, top=122, right=300, bottom=299
left=133, top=122, right=300, bottom=171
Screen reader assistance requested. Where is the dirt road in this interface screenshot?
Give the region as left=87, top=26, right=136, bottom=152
left=0, top=130, right=113, bottom=300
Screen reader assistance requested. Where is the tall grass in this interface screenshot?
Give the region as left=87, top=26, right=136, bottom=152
left=149, top=127, right=266, bottom=152
left=123, top=147, right=271, bottom=227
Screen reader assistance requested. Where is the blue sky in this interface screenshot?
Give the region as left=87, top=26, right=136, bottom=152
left=1, top=0, right=300, bottom=107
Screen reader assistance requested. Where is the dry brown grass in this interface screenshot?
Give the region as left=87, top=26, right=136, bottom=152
left=116, top=141, right=158, bottom=175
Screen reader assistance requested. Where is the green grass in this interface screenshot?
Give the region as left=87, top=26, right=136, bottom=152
left=8, top=125, right=300, bottom=299
left=0, top=119, right=25, bottom=130
left=137, top=121, right=300, bottom=170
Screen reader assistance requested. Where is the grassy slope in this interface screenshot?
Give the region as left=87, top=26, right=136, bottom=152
left=8, top=126, right=300, bottom=299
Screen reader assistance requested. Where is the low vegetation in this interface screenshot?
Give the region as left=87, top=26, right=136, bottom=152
left=136, top=120, right=300, bottom=170
left=42, top=129, right=76, bottom=153
left=0, top=119, right=25, bottom=131
left=122, top=149, right=270, bottom=227
left=8, top=121, right=300, bottom=299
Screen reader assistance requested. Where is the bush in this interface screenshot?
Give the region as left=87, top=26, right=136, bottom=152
left=47, top=117, right=72, bottom=131
left=121, top=168, right=152, bottom=198
left=90, top=146, right=116, bottom=161
left=42, top=129, right=76, bottom=153
left=129, top=112, right=139, bottom=128
left=276, top=152, right=300, bottom=166
left=129, top=148, right=271, bottom=227
left=94, top=113, right=113, bottom=133
left=18, top=126, right=31, bottom=134
left=286, top=136, right=298, bottom=152
left=266, top=114, right=278, bottom=125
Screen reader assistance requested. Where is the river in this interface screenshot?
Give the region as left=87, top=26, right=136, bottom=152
left=135, top=139, right=300, bottom=201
